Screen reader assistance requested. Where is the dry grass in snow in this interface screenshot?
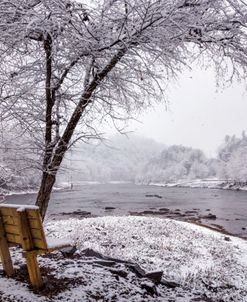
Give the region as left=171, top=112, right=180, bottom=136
left=0, top=216, right=247, bottom=301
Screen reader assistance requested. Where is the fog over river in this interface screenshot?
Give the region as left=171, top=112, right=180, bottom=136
left=5, top=183, right=247, bottom=239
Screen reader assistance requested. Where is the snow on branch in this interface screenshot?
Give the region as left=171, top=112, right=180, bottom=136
left=0, top=0, right=246, bottom=174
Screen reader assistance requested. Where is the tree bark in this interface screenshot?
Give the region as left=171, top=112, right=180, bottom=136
left=36, top=172, right=56, bottom=221
left=36, top=34, right=56, bottom=221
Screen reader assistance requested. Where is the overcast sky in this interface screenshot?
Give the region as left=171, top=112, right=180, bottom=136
left=122, top=66, right=247, bottom=157
left=79, top=1, right=247, bottom=158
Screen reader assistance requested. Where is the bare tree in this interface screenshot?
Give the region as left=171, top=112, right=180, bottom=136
left=0, top=0, right=246, bottom=219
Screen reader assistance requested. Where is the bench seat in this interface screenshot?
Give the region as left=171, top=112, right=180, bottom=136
left=46, top=237, right=72, bottom=250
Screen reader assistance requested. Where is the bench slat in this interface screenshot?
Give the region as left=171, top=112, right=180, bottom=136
left=28, top=218, right=43, bottom=230
left=6, top=233, right=22, bottom=244
left=33, top=238, right=47, bottom=249
left=29, top=229, right=46, bottom=241
left=26, top=211, right=47, bottom=250
left=0, top=208, right=18, bottom=217
left=3, top=216, right=45, bottom=239
left=0, top=217, right=14, bottom=276
left=1, top=215, right=19, bottom=226
left=4, top=224, right=20, bottom=236
left=26, top=209, right=40, bottom=219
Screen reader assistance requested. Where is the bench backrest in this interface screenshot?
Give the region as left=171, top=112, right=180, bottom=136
left=0, top=204, right=48, bottom=251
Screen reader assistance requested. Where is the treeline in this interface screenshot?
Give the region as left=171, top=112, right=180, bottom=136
left=60, top=131, right=247, bottom=185
left=135, top=145, right=220, bottom=184
left=136, top=132, right=247, bottom=184
left=1, top=132, right=247, bottom=192
left=137, top=131, right=247, bottom=185
left=217, top=131, right=247, bottom=182
left=58, top=135, right=164, bottom=183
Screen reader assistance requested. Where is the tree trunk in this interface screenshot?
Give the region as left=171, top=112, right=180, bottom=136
left=35, top=47, right=128, bottom=220
left=36, top=172, right=56, bottom=221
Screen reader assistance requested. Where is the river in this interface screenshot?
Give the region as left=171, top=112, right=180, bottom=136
left=4, top=183, right=247, bottom=239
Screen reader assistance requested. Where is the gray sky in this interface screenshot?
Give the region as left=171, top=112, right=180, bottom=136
left=127, top=66, right=247, bottom=157
left=80, top=0, right=247, bottom=158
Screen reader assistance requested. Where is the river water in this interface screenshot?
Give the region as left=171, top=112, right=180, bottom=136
left=5, top=183, right=247, bottom=238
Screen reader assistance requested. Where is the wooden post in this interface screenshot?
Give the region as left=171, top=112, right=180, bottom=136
left=17, top=210, right=43, bottom=288
left=0, top=216, right=14, bottom=276
left=24, top=251, right=43, bottom=288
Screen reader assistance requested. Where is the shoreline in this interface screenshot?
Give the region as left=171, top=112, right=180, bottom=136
left=187, top=220, right=246, bottom=239
left=49, top=208, right=247, bottom=241
left=0, top=185, right=70, bottom=201
left=146, top=179, right=247, bottom=191
left=129, top=211, right=247, bottom=240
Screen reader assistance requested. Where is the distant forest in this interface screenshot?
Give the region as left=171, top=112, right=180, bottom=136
left=1, top=132, right=247, bottom=192
left=59, top=132, right=247, bottom=185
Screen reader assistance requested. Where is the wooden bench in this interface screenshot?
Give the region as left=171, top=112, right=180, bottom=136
left=0, top=204, right=71, bottom=288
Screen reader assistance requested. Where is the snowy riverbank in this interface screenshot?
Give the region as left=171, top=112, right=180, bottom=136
left=149, top=178, right=247, bottom=191
left=0, top=181, right=131, bottom=199
left=1, top=217, right=247, bottom=301
left=0, top=185, right=70, bottom=201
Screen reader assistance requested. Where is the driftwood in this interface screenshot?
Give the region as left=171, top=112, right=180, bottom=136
left=81, top=248, right=179, bottom=287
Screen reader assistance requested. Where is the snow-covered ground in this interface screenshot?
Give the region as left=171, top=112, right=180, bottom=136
left=1, top=217, right=247, bottom=301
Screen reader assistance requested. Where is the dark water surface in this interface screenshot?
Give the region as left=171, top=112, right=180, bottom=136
left=5, top=183, right=247, bottom=238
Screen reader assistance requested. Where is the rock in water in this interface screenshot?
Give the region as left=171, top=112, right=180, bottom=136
left=200, top=213, right=217, bottom=220
left=105, top=207, right=116, bottom=210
